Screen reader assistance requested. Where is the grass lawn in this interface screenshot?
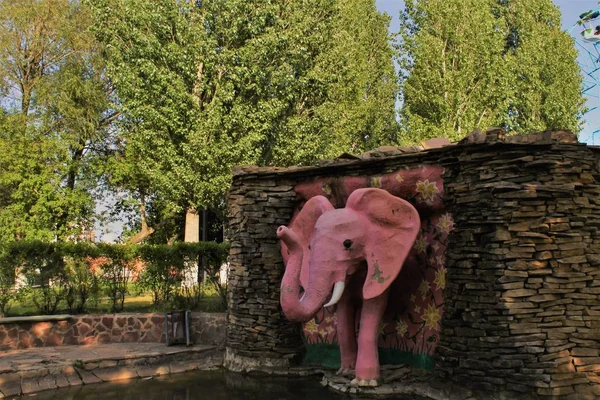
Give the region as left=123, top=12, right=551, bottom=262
left=6, top=290, right=225, bottom=317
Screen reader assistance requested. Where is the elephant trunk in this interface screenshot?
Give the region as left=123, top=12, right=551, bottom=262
left=277, top=226, right=332, bottom=322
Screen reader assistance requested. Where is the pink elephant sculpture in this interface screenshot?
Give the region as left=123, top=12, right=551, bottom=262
left=277, top=188, right=420, bottom=386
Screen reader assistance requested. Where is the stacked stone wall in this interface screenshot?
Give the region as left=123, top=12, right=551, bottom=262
left=0, top=312, right=225, bottom=350
left=226, top=177, right=305, bottom=366
left=439, top=133, right=600, bottom=399
left=226, top=130, right=600, bottom=398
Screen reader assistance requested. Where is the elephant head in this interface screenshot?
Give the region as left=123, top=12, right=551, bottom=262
left=277, top=188, right=420, bottom=322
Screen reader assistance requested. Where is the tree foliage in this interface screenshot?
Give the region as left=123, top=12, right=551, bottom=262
left=88, top=0, right=398, bottom=236
left=307, top=0, right=399, bottom=156
left=495, top=0, right=584, bottom=133
left=0, top=0, right=586, bottom=243
left=0, top=0, right=399, bottom=243
left=398, top=0, right=584, bottom=143
left=0, top=0, right=115, bottom=242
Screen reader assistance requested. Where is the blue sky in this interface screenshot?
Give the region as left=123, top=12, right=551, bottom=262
left=375, top=0, right=600, bottom=144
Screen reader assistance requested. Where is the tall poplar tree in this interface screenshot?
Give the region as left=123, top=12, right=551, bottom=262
left=306, top=0, right=399, bottom=157
left=89, top=0, right=398, bottom=242
left=496, top=0, right=583, bottom=133
left=398, top=0, right=584, bottom=143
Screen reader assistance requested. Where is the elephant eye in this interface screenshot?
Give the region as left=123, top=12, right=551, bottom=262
left=343, top=239, right=352, bottom=249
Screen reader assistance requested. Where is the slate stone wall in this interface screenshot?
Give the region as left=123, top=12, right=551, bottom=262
left=226, top=177, right=302, bottom=365
left=0, top=312, right=225, bottom=350
left=225, top=130, right=600, bottom=398
left=438, top=132, right=600, bottom=399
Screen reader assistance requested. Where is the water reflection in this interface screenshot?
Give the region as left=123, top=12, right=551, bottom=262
left=30, top=371, right=345, bottom=400
left=28, top=370, right=428, bottom=400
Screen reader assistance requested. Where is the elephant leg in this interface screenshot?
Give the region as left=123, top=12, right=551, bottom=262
left=336, top=291, right=357, bottom=375
left=352, top=293, right=388, bottom=386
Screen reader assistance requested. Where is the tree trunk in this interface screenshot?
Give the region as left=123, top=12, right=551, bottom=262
left=127, top=200, right=153, bottom=244
left=184, top=208, right=200, bottom=242
left=184, top=208, right=201, bottom=284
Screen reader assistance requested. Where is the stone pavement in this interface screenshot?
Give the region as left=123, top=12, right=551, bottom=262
left=320, top=366, right=475, bottom=400
left=0, top=343, right=222, bottom=398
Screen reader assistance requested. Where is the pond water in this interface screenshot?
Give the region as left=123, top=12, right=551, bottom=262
left=27, top=370, right=426, bottom=400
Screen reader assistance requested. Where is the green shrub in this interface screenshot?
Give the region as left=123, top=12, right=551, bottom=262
left=182, top=241, right=228, bottom=311
left=7, top=241, right=70, bottom=315
left=136, top=244, right=187, bottom=306
left=64, top=258, right=100, bottom=314
left=0, top=240, right=230, bottom=315
left=136, top=242, right=229, bottom=309
left=95, top=243, right=135, bottom=313
left=202, top=278, right=227, bottom=311
left=172, top=283, right=204, bottom=310
left=0, top=257, right=21, bottom=317
left=60, top=242, right=100, bottom=314
left=199, top=242, right=229, bottom=310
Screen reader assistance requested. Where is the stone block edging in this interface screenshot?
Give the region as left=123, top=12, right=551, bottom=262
left=0, top=345, right=223, bottom=398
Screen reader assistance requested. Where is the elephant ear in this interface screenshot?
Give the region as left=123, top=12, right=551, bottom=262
left=282, top=196, right=334, bottom=289
left=346, top=188, right=420, bottom=300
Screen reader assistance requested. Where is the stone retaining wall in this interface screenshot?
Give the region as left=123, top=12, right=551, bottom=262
left=226, top=130, right=600, bottom=399
left=0, top=344, right=222, bottom=398
left=0, top=312, right=225, bottom=350
left=438, top=132, right=600, bottom=399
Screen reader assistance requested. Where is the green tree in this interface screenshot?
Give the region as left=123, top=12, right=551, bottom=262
left=398, top=0, right=584, bottom=143
left=495, top=0, right=583, bottom=133
left=288, top=0, right=399, bottom=159
left=89, top=0, right=398, bottom=242
left=0, top=0, right=114, bottom=242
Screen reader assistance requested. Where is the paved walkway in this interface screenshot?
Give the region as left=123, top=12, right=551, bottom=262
left=0, top=343, right=222, bottom=398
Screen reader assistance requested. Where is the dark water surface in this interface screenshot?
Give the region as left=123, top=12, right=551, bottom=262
left=28, top=370, right=424, bottom=400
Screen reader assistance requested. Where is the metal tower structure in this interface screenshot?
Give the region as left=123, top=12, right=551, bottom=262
left=570, top=8, right=600, bottom=143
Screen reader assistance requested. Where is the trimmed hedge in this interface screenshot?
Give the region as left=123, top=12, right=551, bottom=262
left=0, top=241, right=229, bottom=315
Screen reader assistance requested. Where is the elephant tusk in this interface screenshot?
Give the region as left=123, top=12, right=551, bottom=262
left=324, top=281, right=345, bottom=308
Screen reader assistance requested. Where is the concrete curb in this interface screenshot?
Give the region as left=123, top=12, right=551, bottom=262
left=0, top=345, right=222, bottom=398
